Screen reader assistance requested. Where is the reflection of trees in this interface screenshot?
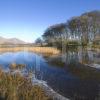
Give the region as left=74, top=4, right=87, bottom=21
left=61, top=47, right=98, bottom=65
left=45, top=47, right=99, bottom=68
left=79, top=47, right=99, bottom=65
left=63, top=51, right=79, bottom=65
left=80, top=47, right=90, bottom=64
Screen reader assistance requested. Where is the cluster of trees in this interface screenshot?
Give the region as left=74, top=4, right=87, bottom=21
left=41, top=11, right=100, bottom=47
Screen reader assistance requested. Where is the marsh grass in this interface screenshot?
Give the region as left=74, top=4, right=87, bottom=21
left=9, top=63, right=26, bottom=70
left=0, top=68, right=52, bottom=100
left=0, top=47, right=60, bottom=55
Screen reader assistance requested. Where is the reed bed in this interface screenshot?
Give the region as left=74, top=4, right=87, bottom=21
left=0, top=47, right=60, bottom=55
left=0, top=68, right=52, bottom=100
left=9, top=63, right=26, bottom=70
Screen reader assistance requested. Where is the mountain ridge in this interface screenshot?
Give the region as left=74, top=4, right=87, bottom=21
left=0, top=36, right=27, bottom=44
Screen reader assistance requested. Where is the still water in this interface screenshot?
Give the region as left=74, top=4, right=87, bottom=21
left=0, top=47, right=100, bottom=100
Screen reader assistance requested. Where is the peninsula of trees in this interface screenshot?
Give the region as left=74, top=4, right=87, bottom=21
left=37, top=11, right=100, bottom=48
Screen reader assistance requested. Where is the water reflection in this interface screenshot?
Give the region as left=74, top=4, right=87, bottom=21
left=43, top=47, right=100, bottom=99
left=0, top=47, right=100, bottom=100
left=59, top=47, right=100, bottom=66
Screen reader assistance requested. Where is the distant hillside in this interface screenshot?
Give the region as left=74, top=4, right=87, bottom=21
left=0, top=36, right=26, bottom=44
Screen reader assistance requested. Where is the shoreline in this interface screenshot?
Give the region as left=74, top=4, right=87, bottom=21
left=2, top=68, right=69, bottom=100
left=12, top=69, right=69, bottom=100
left=0, top=46, right=60, bottom=55
left=32, top=79, right=69, bottom=100
left=85, top=63, right=100, bottom=70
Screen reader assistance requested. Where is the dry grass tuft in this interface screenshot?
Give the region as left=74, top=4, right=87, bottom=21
left=9, top=63, right=26, bottom=70
left=0, top=68, right=52, bottom=100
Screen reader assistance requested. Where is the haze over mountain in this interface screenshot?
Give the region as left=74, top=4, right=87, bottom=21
left=0, top=36, right=27, bottom=44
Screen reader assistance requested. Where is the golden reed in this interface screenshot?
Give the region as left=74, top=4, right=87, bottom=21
left=0, top=47, right=60, bottom=54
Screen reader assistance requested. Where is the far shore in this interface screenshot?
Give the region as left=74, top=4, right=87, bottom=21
left=0, top=45, right=99, bottom=55
left=0, top=46, right=60, bottom=55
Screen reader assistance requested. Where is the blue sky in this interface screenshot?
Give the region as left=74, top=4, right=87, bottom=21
left=0, top=0, right=100, bottom=43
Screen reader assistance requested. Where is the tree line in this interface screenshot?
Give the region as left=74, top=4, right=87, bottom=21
left=36, top=11, right=100, bottom=47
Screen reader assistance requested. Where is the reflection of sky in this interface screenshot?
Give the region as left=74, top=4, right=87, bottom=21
left=0, top=51, right=100, bottom=99
left=0, top=52, right=38, bottom=68
left=0, top=0, right=99, bottom=42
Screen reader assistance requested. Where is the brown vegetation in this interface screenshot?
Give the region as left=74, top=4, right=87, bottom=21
left=0, top=68, right=52, bottom=100
left=0, top=47, right=60, bottom=55
left=9, top=63, right=26, bottom=70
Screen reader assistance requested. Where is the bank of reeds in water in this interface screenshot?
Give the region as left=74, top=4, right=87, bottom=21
left=9, top=63, right=26, bottom=70
left=0, top=67, right=52, bottom=100
left=0, top=47, right=60, bottom=55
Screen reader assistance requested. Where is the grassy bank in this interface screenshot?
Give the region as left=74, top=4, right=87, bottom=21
left=0, top=68, right=52, bottom=100
left=0, top=46, right=60, bottom=55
